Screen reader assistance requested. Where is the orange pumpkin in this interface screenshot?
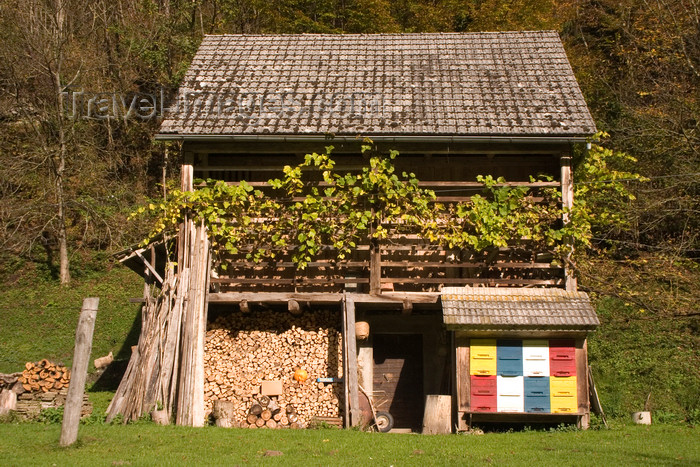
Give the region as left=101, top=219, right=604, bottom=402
left=293, top=368, right=308, bottom=382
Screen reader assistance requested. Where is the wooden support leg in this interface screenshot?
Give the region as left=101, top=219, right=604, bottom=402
left=342, top=296, right=360, bottom=427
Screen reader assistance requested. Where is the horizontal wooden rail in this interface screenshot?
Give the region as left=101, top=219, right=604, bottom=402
left=198, top=178, right=560, bottom=189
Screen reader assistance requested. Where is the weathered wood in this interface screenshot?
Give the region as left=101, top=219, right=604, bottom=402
left=288, top=299, right=302, bottom=315
left=455, top=333, right=470, bottom=412
left=369, top=238, right=381, bottom=295
left=212, top=400, right=235, bottom=427
left=60, top=297, right=98, bottom=447
left=561, top=155, right=577, bottom=292
left=208, top=292, right=440, bottom=305
left=422, top=395, right=451, bottom=434
left=576, top=338, right=590, bottom=429
left=344, top=297, right=360, bottom=426
left=0, top=389, right=17, bottom=416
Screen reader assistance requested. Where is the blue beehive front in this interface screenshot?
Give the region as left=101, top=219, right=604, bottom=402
left=497, top=340, right=523, bottom=376
left=524, top=376, right=550, bottom=413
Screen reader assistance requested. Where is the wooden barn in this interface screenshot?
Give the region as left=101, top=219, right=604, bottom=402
left=116, top=31, right=600, bottom=431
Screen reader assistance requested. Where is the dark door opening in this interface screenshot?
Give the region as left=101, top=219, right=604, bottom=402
left=373, top=333, right=424, bottom=430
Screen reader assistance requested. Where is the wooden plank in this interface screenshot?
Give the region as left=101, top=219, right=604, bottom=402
left=380, top=261, right=557, bottom=269
left=208, top=291, right=440, bottom=304
left=577, top=338, right=590, bottom=429
left=134, top=250, right=164, bottom=285
left=455, top=333, right=470, bottom=412
left=217, top=180, right=560, bottom=188
left=369, top=238, right=381, bottom=295
left=380, top=277, right=560, bottom=285
left=561, top=155, right=577, bottom=291
left=344, top=298, right=361, bottom=427
left=211, top=278, right=371, bottom=285
left=60, top=297, right=99, bottom=447
left=340, top=301, right=350, bottom=428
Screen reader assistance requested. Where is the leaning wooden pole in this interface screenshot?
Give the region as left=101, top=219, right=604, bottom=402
left=60, top=297, right=99, bottom=447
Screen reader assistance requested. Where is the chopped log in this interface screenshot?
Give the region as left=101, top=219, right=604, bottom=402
left=260, top=409, right=272, bottom=421
left=212, top=400, right=235, bottom=428
left=249, top=403, right=262, bottom=415
left=273, top=412, right=282, bottom=422
left=0, top=389, right=17, bottom=416
left=255, top=417, right=265, bottom=427
left=151, top=408, right=170, bottom=426
left=258, top=395, right=270, bottom=407
left=288, top=300, right=301, bottom=316
left=265, top=419, right=277, bottom=429
left=247, top=413, right=258, bottom=425
left=94, top=352, right=114, bottom=369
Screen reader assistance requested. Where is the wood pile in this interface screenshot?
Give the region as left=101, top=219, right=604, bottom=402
left=219, top=396, right=302, bottom=429
left=18, top=360, right=71, bottom=393
left=15, top=388, right=92, bottom=419
left=204, top=309, right=343, bottom=427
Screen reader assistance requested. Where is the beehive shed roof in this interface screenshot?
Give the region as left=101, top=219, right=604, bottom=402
left=158, top=32, right=596, bottom=139
left=441, top=287, right=599, bottom=332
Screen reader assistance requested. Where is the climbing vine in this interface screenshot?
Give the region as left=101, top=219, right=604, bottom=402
left=134, top=136, right=642, bottom=268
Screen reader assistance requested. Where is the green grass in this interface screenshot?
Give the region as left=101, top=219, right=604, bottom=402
left=0, top=264, right=142, bottom=374
left=0, top=423, right=697, bottom=466
left=588, top=296, right=700, bottom=420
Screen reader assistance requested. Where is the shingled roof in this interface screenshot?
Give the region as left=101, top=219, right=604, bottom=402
left=441, top=287, right=599, bottom=332
left=158, top=31, right=596, bottom=139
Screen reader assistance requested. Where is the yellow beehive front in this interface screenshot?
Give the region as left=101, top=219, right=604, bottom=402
left=470, top=339, right=497, bottom=375
left=551, top=376, right=578, bottom=413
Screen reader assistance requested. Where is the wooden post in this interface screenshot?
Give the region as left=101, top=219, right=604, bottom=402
left=60, top=297, right=99, bottom=447
left=369, top=239, right=381, bottom=295
left=343, top=296, right=360, bottom=426
left=561, top=154, right=577, bottom=291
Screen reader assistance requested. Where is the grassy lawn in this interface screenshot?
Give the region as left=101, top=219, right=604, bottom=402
left=0, top=423, right=697, bottom=466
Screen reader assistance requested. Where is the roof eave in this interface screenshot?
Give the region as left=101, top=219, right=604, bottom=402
left=154, top=133, right=592, bottom=144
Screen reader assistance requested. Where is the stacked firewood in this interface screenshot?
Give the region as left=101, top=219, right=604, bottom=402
left=204, top=309, right=343, bottom=427
left=19, top=360, right=71, bottom=393
left=239, top=396, right=301, bottom=429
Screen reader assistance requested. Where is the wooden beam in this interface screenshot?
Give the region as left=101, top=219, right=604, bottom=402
left=561, top=154, right=577, bottom=292
left=369, top=239, right=381, bottom=295
left=343, top=297, right=360, bottom=427
left=207, top=291, right=441, bottom=305
left=60, top=297, right=99, bottom=446
left=135, top=250, right=163, bottom=285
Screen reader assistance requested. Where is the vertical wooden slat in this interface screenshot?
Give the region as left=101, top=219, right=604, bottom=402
left=369, top=238, right=381, bottom=295
left=576, top=337, right=590, bottom=428
left=561, top=154, right=577, bottom=291
left=341, top=300, right=350, bottom=428
left=345, top=297, right=360, bottom=426
left=455, top=333, right=470, bottom=412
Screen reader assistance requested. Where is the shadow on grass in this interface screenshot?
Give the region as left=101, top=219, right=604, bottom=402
left=90, top=305, right=142, bottom=391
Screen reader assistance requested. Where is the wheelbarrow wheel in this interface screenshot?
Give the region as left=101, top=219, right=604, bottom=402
left=375, top=411, right=394, bottom=433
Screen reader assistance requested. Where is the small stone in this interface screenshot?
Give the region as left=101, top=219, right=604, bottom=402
left=263, top=450, right=283, bottom=457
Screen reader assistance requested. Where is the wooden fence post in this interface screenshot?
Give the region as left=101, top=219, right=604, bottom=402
left=60, top=297, right=99, bottom=447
